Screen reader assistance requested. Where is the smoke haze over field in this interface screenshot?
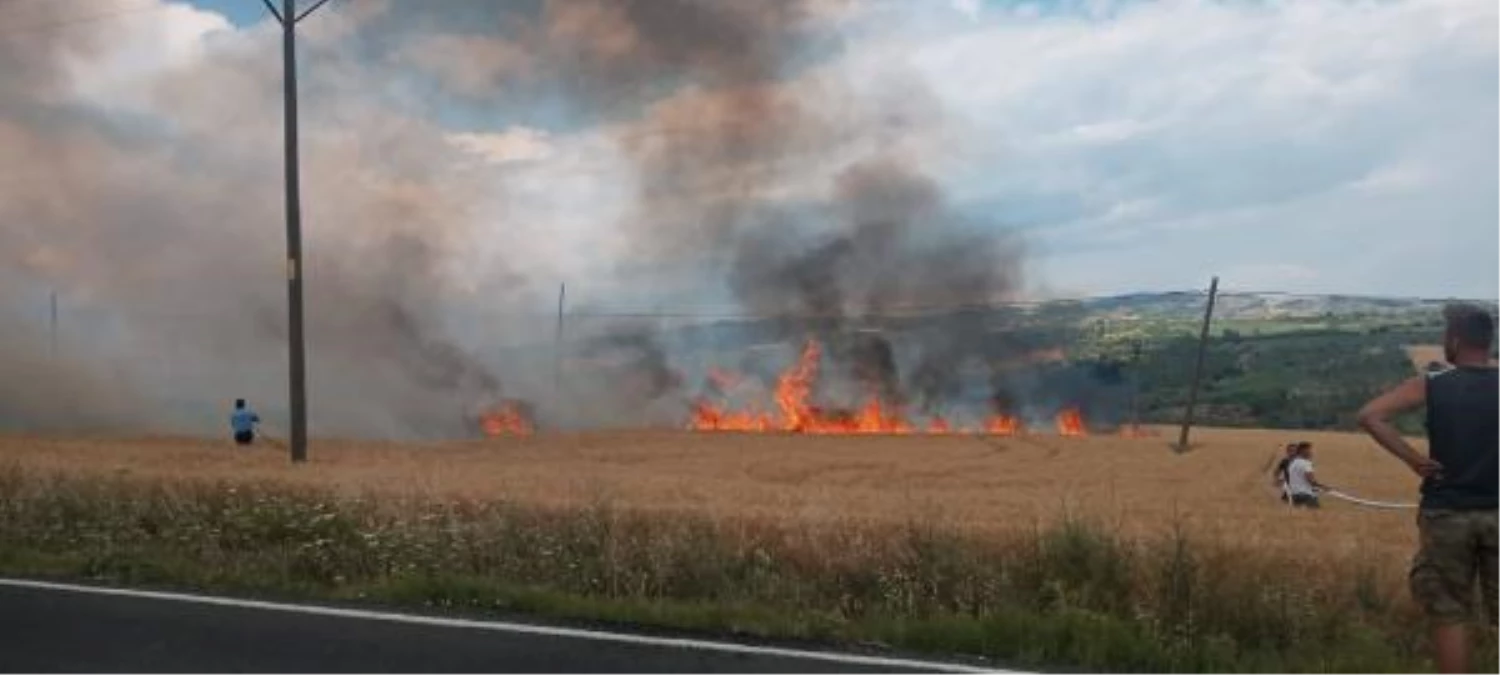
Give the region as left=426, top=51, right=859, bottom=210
left=0, top=0, right=1492, bottom=436
left=0, top=0, right=525, bottom=436
left=0, top=0, right=1026, bottom=436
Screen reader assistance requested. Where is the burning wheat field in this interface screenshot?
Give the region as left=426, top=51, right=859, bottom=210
left=478, top=336, right=1107, bottom=441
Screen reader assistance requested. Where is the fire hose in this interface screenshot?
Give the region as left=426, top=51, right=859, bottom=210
left=1279, top=482, right=1417, bottom=510
left=1317, top=488, right=1417, bottom=510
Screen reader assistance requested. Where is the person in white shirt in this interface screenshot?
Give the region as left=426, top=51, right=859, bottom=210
left=1284, top=442, right=1329, bottom=508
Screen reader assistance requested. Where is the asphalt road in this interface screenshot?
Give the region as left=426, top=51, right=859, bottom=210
left=0, top=580, right=995, bottom=673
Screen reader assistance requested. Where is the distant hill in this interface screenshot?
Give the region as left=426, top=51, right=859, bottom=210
left=1075, top=292, right=1493, bottom=322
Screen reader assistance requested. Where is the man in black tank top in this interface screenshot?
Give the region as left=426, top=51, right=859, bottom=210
left=1358, top=303, right=1498, bottom=673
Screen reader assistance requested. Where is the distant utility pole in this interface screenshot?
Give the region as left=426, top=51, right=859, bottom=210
left=554, top=282, right=567, bottom=397
left=263, top=0, right=334, bottom=464
left=49, top=291, right=57, bottom=359
left=1130, top=338, right=1142, bottom=430
left=1176, top=277, right=1220, bottom=453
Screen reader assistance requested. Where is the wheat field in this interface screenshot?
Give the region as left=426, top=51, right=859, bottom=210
left=1405, top=344, right=1446, bottom=373
left=0, top=426, right=1425, bottom=572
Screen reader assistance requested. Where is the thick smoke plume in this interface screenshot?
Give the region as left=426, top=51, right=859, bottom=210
left=555, top=0, right=1036, bottom=419
left=719, top=157, right=1026, bottom=415
left=549, top=0, right=858, bottom=259
left=728, top=159, right=1022, bottom=320
left=582, top=329, right=685, bottom=403
left=0, top=0, right=1083, bottom=437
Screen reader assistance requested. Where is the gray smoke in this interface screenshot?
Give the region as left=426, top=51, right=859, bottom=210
left=501, top=0, right=1031, bottom=418
left=729, top=159, right=1022, bottom=317
left=529, top=0, right=851, bottom=415
left=565, top=0, right=855, bottom=261
left=0, top=308, right=149, bottom=432
left=582, top=328, right=685, bottom=403
left=0, top=0, right=523, bottom=438
left=0, top=0, right=1059, bottom=436
left=536, top=0, right=1031, bottom=420
left=724, top=158, right=1026, bottom=413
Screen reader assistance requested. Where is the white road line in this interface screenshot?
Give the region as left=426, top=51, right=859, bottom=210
left=0, top=578, right=1009, bottom=673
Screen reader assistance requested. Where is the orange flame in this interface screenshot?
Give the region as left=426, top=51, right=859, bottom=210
left=983, top=414, right=1022, bottom=436
left=777, top=340, right=820, bottom=432
left=690, top=401, right=774, bottom=432
left=1055, top=407, right=1087, bottom=437
left=480, top=402, right=534, bottom=437
left=689, top=338, right=1085, bottom=437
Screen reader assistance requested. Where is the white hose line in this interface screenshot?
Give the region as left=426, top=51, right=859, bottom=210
left=1278, top=477, right=1417, bottom=510
left=1318, top=489, right=1417, bottom=510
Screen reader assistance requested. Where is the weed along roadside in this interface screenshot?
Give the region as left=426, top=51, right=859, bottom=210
left=0, top=465, right=1479, bottom=673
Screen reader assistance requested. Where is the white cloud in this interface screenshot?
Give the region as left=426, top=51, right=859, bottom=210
left=56, top=2, right=235, bottom=112
left=447, top=127, right=556, bottom=164
left=1346, top=161, right=1432, bottom=194
left=1220, top=263, right=1321, bottom=290
left=833, top=0, right=1498, bottom=298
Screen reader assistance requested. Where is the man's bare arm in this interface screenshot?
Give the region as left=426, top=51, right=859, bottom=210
left=1357, top=376, right=1441, bottom=478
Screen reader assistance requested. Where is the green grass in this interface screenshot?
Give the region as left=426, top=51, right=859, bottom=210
left=0, top=465, right=1488, bottom=673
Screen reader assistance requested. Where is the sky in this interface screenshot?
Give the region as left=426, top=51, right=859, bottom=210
left=7, top=0, right=1496, bottom=309
left=178, top=0, right=1500, bottom=303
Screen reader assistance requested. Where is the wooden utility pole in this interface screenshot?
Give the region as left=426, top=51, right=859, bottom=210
left=1130, top=338, right=1142, bottom=431
left=1176, top=277, right=1219, bottom=452
left=554, top=283, right=566, bottom=397
left=49, top=291, right=58, bottom=359
left=263, top=0, right=333, bottom=464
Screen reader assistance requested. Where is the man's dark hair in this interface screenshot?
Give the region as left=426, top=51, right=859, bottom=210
left=1443, top=303, right=1496, bottom=351
left=235, top=399, right=245, bottom=409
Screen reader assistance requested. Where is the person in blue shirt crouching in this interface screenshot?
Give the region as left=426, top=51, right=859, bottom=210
left=230, top=399, right=260, bottom=446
